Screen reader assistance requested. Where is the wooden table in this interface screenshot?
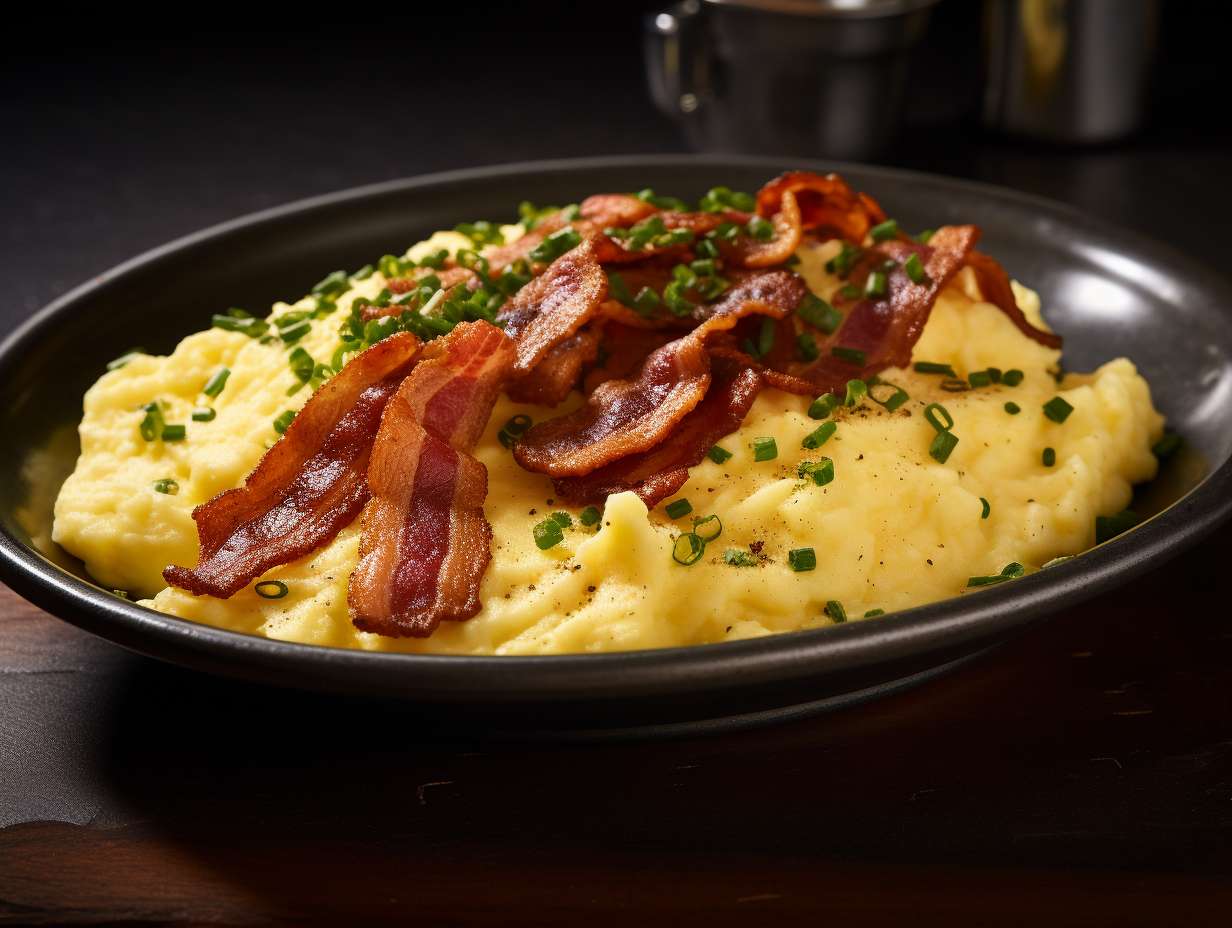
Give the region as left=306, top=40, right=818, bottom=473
left=4, top=516, right=1230, bottom=925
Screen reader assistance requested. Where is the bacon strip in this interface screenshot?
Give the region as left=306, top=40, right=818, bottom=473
left=163, top=332, right=424, bottom=598
left=349, top=321, right=515, bottom=637
left=553, top=355, right=764, bottom=507
left=514, top=271, right=805, bottom=478
left=497, top=238, right=607, bottom=376
left=965, top=250, right=1063, bottom=349
left=756, top=171, right=887, bottom=243
left=508, top=327, right=603, bottom=406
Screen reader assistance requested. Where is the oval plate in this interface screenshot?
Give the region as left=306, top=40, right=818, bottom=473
left=2, top=155, right=1231, bottom=735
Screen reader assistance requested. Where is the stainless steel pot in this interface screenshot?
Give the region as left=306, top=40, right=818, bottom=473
left=644, top=0, right=941, bottom=160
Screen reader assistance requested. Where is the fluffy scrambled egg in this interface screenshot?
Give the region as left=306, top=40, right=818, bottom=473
left=52, top=232, right=1164, bottom=654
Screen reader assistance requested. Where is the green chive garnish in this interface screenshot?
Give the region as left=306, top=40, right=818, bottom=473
left=904, top=253, right=928, bottom=284
left=1002, top=369, right=1024, bottom=387
left=204, top=368, right=231, bottom=398
left=1043, top=396, right=1074, bottom=423
left=273, top=410, right=296, bottom=434
left=809, top=393, right=838, bottom=419
left=708, top=445, right=733, bottom=464
left=724, top=548, right=757, bottom=567
left=255, top=580, right=289, bottom=599
left=278, top=319, right=311, bottom=344
left=870, top=219, right=898, bottom=243
left=788, top=548, right=816, bottom=572
left=930, top=430, right=959, bottom=464
left=797, top=294, right=843, bottom=333
left=980, top=497, right=990, bottom=519
left=797, top=332, right=820, bottom=362
left=672, top=533, right=705, bottom=566
left=1152, top=432, right=1181, bottom=459
left=831, top=346, right=866, bottom=366
left=693, top=514, right=723, bottom=542
left=160, top=423, right=186, bottom=441
left=152, top=478, right=179, bottom=495
left=825, top=600, right=847, bottom=623
left=916, top=229, right=935, bottom=244
left=534, top=518, right=565, bottom=550
left=138, top=402, right=164, bottom=442
left=756, top=317, right=776, bottom=357
left=752, top=437, right=778, bottom=461
left=1042, top=447, right=1056, bottom=467
left=968, top=370, right=992, bottom=388
left=1095, top=509, right=1139, bottom=544
left=864, top=608, right=885, bottom=618
left=665, top=498, right=693, bottom=519
left=107, top=349, right=145, bottom=371
left=1004, top=401, right=1021, bottom=415
left=923, top=402, right=954, bottom=433
left=844, top=379, right=867, bottom=407
left=869, top=380, right=909, bottom=412
left=746, top=215, right=774, bottom=241
left=864, top=271, right=887, bottom=299
left=802, top=421, right=837, bottom=450
left=967, top=562, right=1025, bottom=587
left=580, top=505, right=602, bottom=527
left=913, top=361, right=956, bottom=376
left=798, top=457, right=835, bottom=486
left=550, top=511, right=572, bottom=528
left=191, top=407, right=216, bottom=422
left=825, top=243, right=863, bottom=278
left=838, top=284, right=862, bottom=300
left=504, top=414, right=532, bottom=436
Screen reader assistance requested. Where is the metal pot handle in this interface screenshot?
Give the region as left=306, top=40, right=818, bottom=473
left=643, top=1, right=707, bottom=119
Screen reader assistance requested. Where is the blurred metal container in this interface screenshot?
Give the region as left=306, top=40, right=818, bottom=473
left=983, top=0, right=1158, bottom=143
left=644, top=0, right=941, bottom=161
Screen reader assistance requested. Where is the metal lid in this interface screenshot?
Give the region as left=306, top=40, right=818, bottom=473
left=702, top=0, right=940, bottom=16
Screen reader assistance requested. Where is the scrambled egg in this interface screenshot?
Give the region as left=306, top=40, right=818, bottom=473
left=52, top=231, right=1164, bottom=654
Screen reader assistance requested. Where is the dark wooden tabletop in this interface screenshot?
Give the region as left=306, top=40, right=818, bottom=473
left=3, top=5, right=1231, bottom=925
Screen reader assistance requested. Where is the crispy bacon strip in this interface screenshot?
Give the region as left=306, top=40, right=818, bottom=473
left=965, top=250, right=1062, bottom=349
left=723, top=190, right=803, bottom=268
left=756, top=171, right=887, bottom=242
left=583, top=323, right=681, bottom=393
left=514, top=270, right=805, bottom=478
left=508, top=327, right=603, bottom=406
left=553, top=355, right=764, bottom=507
left=163, top=332, right=424, bottom=598
left=349, top=321, right=515, bottom=637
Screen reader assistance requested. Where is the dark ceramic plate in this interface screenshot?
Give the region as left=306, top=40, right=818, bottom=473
left=2, top=155, right=1231, bottom=736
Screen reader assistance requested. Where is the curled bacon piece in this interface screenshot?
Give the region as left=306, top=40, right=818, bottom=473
left=164, top=332, right=424, bottom=598
left=965, top=250, right=1062, bottom=349
left=723, top=189, right=803, bottom=268
left=514, top=270, right=805, bottom=478
left=508, top=327, right=603, bottom=406
left=497, top=238, right=607, bottom=387
left=579, top=193, right=658, bottom=228
left=756, top=171, right=887, bottom=243
left=348, top=321, right=515, bottom=637
left=554, top=356, right=764, bottom=507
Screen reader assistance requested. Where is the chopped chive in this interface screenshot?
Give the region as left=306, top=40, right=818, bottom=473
left=138, top=402, right=164, bottom=442
left=870, top=219, right=898, bottom=243
left=707, top=445, right=733, bottom=464
left=351, top=263, right=375, bottom=281
left=724, top=548, right=758, bottom=567
left=1004, top=401, right=1021, bottom=415
left=831, top=346, right=866, bottom=366
left=550, top=511, right=572, bottom=529
left=838, top=284, right=862, bottom=300
left=672, top=532, right=705, bottom=566
left=940, top=378, right=970, bottom=393
left=864, top=271, right=888, bottom=299
left=752, top=436, right=778, bottom=461
left=579, top=505, right=602, bottom=527
left=797, top=332, right=820, bottom=362
left=1096, top=509, right=1139, bottom=544
left=844, top=378, right=867, bottom=407
left=904, top=253, right=928, bottom=284
left=798, top=457, right=835, bottom=486
left=915, top=229, right=935, bottom=244
left=968, top=370, right=992, bottom=388
left=802, top=420, right=837, bottom=450
left=534, top=518, right=565, bottom=550
left=869, top=380, right=909, bottom=412
left=809, top=392, right=838, bottom=419
left=191, top=407, right=216, bottom=422
left=529, top=227, right=583, bottom=264
left=987, top=367, right=1002, bottom=383
left=929, top=430, right=959, bottom=464
left=160, top=423, right=186, bottom=441
left=756, top=317, right=776, bottom=357
left=273, top=410, right=296, bottom=434
left=1002, top=369, right=1024, bottom=387
left=503, top=414, right=533, bottom=436
left=913, top=361, right=956, bottom=376
left=107, top=348, right=145, bottom=371
left=967, top=562, right=1025, bottom=587
left=255, top=580, right=289, bottom=599
left=690, top=258, right=717, bottom=277
left=746, top=215, right=775, bottom=241
left=278, top=319, right=312, bottom=344
left=1152, top=432, right=1182, bottom=459
left=607, top=270, right=634, bottom=306
left=788, top=547, right=816, bottom=572
left=633, top=286, right=661, bottom=315
left=693, top=514, right=723, bottom=542
left=665, top=498, right=693, bottom=519
left=864, top=608, right=885, bottom=618
left=152, top=478, right=179, bottom=495
left=695, top=238, right=720, bottom=259
left=797, top=293, right=843, bottom=333
left=1043, top=396, right=1074, bottom=423
left=1042, top=447, right=1056, bottom=466
left=825, top=243, right=863, bottom=277
left=289, top=347, right=315, bottom=385
left=312, top=270, right=349, bottom=298
left=980, top=497, right=990, bottom=519
left=825, top=600, right=847, bottom=623
left=923, top=402, right=954, bottom=433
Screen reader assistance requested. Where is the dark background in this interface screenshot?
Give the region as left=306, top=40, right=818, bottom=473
left=3, top=2, right=1232, bottom=924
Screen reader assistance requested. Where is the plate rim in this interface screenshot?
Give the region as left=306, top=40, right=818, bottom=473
left=2, top=153, right=1231, bottom=700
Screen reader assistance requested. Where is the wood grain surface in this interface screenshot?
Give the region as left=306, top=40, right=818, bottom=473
left=3, top=520, right=1231, bottom=925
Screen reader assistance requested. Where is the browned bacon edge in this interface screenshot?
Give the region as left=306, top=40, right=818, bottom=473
left=513, top=270, right=806, bottom=479
left=163, top=332, right=424, bottom=598
left=348, top=321, right=515, bottom=638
